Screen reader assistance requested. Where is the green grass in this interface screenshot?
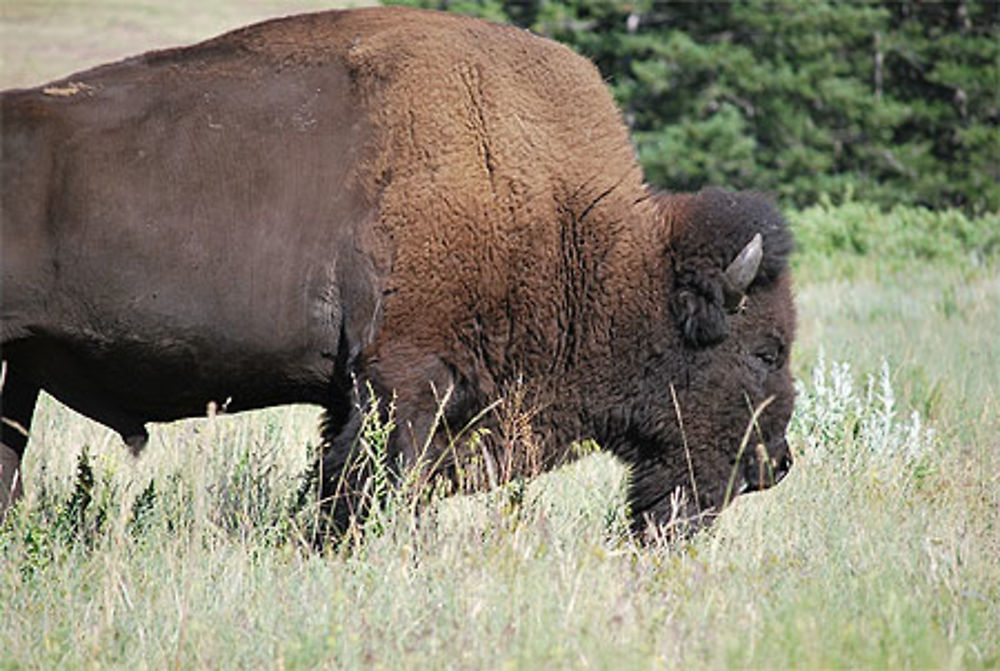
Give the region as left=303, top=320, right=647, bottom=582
left=789, top=201, right=1000, bottom=453
left=3, top=4, right=999, bottom=668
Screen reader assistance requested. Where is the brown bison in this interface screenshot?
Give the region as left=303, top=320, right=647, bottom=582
left=1, top=7, right=795, bottom=534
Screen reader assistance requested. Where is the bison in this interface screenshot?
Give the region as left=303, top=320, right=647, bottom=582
left=1, top=6, right=795, bottom=535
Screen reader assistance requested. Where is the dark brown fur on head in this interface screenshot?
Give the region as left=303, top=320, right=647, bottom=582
left=621, top=188, right=797, bottom=536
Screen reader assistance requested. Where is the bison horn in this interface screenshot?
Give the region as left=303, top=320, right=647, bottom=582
left=724, top=233, right=763, bottom=294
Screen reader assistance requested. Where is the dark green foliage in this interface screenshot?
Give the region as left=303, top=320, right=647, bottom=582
left=127, top=479, right=158, bottom=537
left=389, top=0, right=999, bottom=214
left=3, top=448, right=111, bottom=578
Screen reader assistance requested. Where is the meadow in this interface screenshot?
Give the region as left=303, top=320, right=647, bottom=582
left=2, top=3, right=999, bottom=668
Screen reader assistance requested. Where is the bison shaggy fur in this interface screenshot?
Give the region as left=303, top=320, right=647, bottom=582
left=1, top=7, right=796, bottom=536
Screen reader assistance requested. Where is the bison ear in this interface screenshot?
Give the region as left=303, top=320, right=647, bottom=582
left=670, top=234, right=764, bottom=348
left=669, top=273, right=729, bottom=348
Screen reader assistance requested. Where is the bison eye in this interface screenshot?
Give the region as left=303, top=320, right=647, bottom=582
left=753, top=336, right=786, bottom=370
left=756, top=349, right=779, bottom=367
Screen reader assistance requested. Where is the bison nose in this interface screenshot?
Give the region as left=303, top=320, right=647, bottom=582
left=744, top=438, right=793, bottom=491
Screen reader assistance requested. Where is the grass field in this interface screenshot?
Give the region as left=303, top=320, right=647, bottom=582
left=2, top=3, right=999, bottom=669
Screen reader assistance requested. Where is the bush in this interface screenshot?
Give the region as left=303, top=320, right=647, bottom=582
left=789, top=197, right=1000, bottom=280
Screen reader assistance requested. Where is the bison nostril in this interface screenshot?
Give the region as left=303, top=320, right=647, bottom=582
left=774, top=451, right=793, bottom=483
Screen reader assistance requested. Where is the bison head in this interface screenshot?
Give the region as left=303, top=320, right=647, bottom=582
left=625, top=188, right=796, bottom=536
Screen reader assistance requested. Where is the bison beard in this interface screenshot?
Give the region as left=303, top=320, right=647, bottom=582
left=0, top=7, right=796, bottom=539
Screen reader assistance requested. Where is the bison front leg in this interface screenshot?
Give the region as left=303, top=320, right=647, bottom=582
left=313, top=354, right=466, bottom=541
left=1, top=363, right=40, bottom=519
left=315, top=392, right=392, bottom=539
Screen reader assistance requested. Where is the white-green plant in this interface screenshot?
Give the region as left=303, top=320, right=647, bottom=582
left=793, top=350, right=935, bottom=471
